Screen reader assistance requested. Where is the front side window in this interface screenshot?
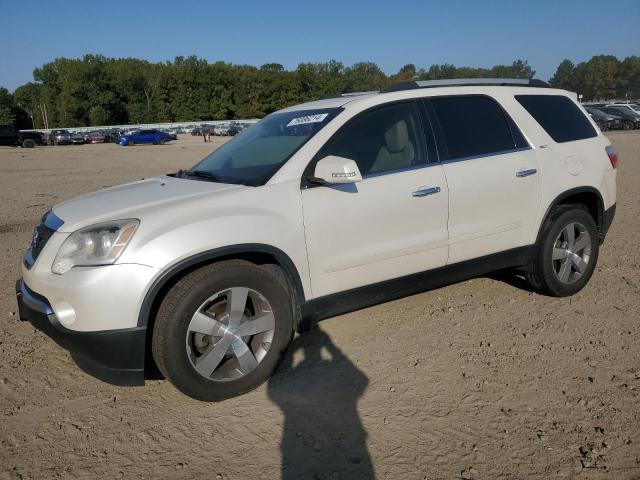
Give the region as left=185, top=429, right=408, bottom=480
left=428, top=96, right=520, bottom=161
left=318, top=102, right=427, bottom=177
left=516, top=95, right=597, bottom=143
left=191, top=108, right=340, bottom=186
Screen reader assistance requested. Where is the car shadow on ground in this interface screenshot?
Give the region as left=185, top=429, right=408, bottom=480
left=268, top=323, right=375, bottom=480
left=487, top=269, right=537, bottom=293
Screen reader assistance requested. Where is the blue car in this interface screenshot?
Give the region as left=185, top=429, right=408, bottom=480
left=117, top=129, right=172, bottom=146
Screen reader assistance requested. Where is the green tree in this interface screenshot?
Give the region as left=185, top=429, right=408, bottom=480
left=550, top=59, right=576, bottom=90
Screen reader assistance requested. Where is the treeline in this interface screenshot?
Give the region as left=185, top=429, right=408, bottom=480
left=550, top=55, right=640, bottom=101
left=1, top=54, right=638, bottom=129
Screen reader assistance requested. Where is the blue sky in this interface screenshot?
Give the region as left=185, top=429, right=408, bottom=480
left=1, top=0, right=639, bottom=91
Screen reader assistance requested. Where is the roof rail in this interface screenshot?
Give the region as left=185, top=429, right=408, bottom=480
left=380, top=78, right=550, bottom=93
left=319, top=91, right=377, bottom=100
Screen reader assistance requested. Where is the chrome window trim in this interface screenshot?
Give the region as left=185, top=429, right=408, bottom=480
left=361, top=146, right=532, bottom=179
left=439, top=146, right=532, bottom=165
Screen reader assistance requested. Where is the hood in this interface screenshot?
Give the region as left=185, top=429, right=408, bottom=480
left=52, top=176, right=245, bottom=232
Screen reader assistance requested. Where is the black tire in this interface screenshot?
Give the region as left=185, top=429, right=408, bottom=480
left=127, top=139, right=134, bottom=146
left=526, top=205, right=599, bottom=297
left=623, top=121, right=634, bottom=130
left=22, top=138, right=36, bottom=148
left=152, top=260, right=294, bottom=401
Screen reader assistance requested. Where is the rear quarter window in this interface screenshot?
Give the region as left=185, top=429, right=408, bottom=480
left=515, top=95, right=597, bottom=143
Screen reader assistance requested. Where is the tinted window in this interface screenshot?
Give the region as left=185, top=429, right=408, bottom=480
left=319, top=102, right=427, bottom=176
left=429, top=96, right=519, bottom=160
left=515, top=95, right=597, bottom=143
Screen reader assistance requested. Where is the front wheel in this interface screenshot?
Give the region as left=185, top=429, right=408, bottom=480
left=152, top=260, right=294, bottom=401
left=22, top=138, right=36, bottom=148
left=623, top=121, right=634, bottom=130
left=526, top=206, right=599, bottom=296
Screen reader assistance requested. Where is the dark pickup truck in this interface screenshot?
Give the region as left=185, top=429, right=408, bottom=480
left=0, top=124, right=44, bottom=148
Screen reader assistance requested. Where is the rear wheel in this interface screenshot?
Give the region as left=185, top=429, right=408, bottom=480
left=22, top=138, right=36, bottom=148
left=526, top=206, right=599, bottom=296
left=152, top=260, right=294, bottom=401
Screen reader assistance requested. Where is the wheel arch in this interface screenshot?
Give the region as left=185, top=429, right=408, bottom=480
left=139, top=244, right=308, bottom=377
left=535, top=187, right=605, bottom=246
left=138, top=243, right=306, bottom=326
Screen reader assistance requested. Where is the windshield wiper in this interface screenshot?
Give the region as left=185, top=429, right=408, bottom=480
left=182, top=170, right=220, bottom=182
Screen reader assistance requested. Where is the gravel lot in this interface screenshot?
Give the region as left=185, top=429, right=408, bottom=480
left=1, top=132, right=639, bottom=479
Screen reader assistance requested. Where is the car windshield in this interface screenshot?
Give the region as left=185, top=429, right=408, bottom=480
left=188, top=108, right=341, bottom=186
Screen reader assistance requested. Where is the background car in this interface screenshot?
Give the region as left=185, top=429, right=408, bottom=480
left=599, top=106, right=640, bottom=130
left=161, top=130, right=178, bottom=140
left=606, top=103, right=640, bottom=115
left=48, top=129, right=72, bottom=145
left=585, top=107, right=622, bottom=131
left=227, top=125, right=241, bottom=136
left=213, top=124, right=229, bottom=135
left=0, top=124, right=45, bottom=147
left=85, top=131, right=106, bottom=144
left=117, top=129, right=172, bottom=146
left=70, top=132, right=85, bottom=145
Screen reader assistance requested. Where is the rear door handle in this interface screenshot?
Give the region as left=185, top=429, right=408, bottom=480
left=412, top=186, right=441, bottom=197
left=516, top=168, right=537, bottom=178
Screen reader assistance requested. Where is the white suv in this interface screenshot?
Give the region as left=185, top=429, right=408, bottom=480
left=16, top=78, right=617, bottom=401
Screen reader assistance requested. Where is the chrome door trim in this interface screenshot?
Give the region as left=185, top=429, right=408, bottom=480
left=412, top=186, right=441, bottom=197
left=516, top=168, right=538, bottom=178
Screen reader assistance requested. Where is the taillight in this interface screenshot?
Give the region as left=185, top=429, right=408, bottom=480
left=606, top=145, right=618, bottom=169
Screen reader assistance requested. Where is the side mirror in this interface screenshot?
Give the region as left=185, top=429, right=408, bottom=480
left=312, top=155, right=363, bottom=184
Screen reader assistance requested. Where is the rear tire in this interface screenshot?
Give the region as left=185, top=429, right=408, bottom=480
left=22, top=139, right=36, bottom=148
left=526, top=205, right=599, bottom=296
left=152, top=260, right=294, bottom=401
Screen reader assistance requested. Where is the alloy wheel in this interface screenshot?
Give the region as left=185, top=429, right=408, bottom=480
left=552, top=222, right=592, bottom=284
left=185, top=287, right=275, bottom=382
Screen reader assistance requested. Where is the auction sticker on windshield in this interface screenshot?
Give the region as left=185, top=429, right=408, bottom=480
left=286, top=113, right=329, bottom=127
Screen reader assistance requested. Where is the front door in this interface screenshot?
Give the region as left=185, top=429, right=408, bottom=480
left=301, top=101, right=450, bottom=298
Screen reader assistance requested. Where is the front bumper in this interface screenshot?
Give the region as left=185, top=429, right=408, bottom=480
left=16, top=279, right=146, bottom=386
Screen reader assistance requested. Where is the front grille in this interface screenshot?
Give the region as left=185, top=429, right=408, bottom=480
left=30, top=223, right=54, bottom=260
left=24, top=212, right=58, bottom=269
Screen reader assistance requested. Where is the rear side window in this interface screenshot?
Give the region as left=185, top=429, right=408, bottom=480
left=428, top=96, right=523, bottom=161
left=515, top=95, right=597, bottom=143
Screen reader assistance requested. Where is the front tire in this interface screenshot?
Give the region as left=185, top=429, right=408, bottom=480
left=22, top=138, right=36, bottom=148
left=152, top=260, right=294, bottom=401
left=526, top=205, right=599, bottom=296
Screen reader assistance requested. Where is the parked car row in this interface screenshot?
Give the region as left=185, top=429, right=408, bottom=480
left=190, top=122, right=250, bottom=137
left=43, top=128, right=178, bottom=146
left=585, top=102, right=640, bottom=131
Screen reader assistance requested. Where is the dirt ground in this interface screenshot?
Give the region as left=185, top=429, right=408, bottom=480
left=0, top=132, right=639, bottom=480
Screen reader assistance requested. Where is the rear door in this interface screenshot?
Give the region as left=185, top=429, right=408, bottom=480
left=301, top=100, right=450, bottom=298
left=425, top=95, right=542, bottom=264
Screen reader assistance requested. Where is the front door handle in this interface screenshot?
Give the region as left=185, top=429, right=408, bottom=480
left=412, top=186, right=441, bottom=197
left=516, top=168, right=538, bottom=178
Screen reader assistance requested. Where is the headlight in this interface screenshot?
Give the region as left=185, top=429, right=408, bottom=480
left=52, top=219, right=139, bottom=274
